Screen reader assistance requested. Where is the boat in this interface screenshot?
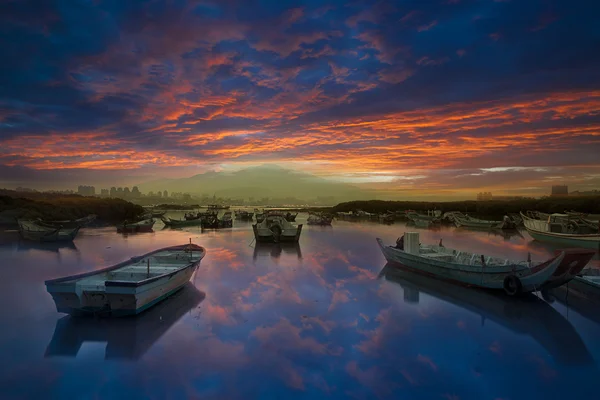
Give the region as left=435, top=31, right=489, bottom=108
left=45, top=283, right=205, bottom=360
left=521, top=212, right=600, bottom=249
left=253, top=214, right=302, bottom=243
left=38, top=214, right=97, bottom=229
left=201, top=211, right=233, bottom=229
left=566, top=211, right=600, bottom=223
left=255, top=209, right=265, bottom=223
left=234, top=210, right=254, bottom=221
left=378, top=212, right=395, bottom=224
left=307, top=212, right=333, bottom=226
left=376, top=232, right=594, bottom=295
left=160, top=216, right=202, bottom=228
left=18, top=220, right=80, bottom=242
left=453, top=214, right=516, bottom=230
left=551, top=268, right=600, bottom=303
left=405, top=210, right=442, bottom=223
left=380, top=264, right=593, bottom=365
left=284, top=212, right=298, bottom=222
left=117, top=219, right=155, bottom=233
left=150, top=210, right=166, bottom=218
left=45, top=242, right=206, bottom=316
left=184, top=211, right=202, bottom=221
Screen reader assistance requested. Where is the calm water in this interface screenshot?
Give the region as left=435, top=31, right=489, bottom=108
left=0, top=213, right=599, bottom=400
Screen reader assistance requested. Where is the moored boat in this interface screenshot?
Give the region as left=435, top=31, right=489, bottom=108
left=39, top=214, right=97, bottom=229
left=521, top=212, right=600, bottom=250
left=376, top=232, right=593, bottom=295
left=18, top=220, right=80, bottom=242
left=117, top=219, right=155, bottom=233
left=307, top=212, right=333, bottom=226
left=284, top=212, right=298, bottom=222
left=405, top=210, right=442, bottom=223
left=234, top=210, right=254, bottom=221
left=253, top=214, right=302, bottom=243
left=453, top=214, right=515, bottom=230
left=161, top=216, right=202, bottom=228
left=45, top=242, right=206, bottom=316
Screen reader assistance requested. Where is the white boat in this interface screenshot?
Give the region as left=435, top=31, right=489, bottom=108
left=45, top=243, right=206, bottom=316
left=521, top=212, right=600, bottom=250
left=376, top=233, right=594, bottom=295
left=253, top=214, right=302, bottom=243
left=18, top=220, right=80, bottom=242
left=117, top=218, right=155, bottom=233
left=453, top=214, right=516, bottom=230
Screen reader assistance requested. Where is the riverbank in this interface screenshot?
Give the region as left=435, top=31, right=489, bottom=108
left=331, top=197, right=600, bottom=219
left=0, top=190, right=144, bottom=225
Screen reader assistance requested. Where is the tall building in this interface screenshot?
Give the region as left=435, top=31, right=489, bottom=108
left=110, top=187, right=117, bottom=197
left=77, top=185, right=95, bottom=196
left=100, top=189, right=109, bottom=196
left=551, top=185, right=568, bottom=196
left=131, top=186, right=141, bottom=198
left=163, top=190, right=168, bottom=198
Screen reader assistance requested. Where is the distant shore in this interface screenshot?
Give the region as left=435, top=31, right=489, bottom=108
left=0, top=190, right=144, bottom=225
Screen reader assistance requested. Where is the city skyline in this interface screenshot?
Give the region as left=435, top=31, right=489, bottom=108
left=1, top=1, right=599, bottom=199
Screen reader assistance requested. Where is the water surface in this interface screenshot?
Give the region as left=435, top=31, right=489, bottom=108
left=0, top=214, right=599, bottom=399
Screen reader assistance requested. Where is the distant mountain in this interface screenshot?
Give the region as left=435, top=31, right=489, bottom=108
left=138, top=165, right=370, bottom=201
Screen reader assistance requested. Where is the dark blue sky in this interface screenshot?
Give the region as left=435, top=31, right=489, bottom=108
left=1, top=0, right=599, bottom=196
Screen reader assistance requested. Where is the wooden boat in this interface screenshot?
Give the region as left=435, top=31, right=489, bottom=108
left=18, top=220, right=80, bottom=242
left=378, top=213, right=395, bottom=224
left=45, top=283, right=205, bottom=360
left=380, top=264, right=593, bottom=365
left=453, top=214, right=515, bottom=229
left=405, top=210, right=441, bottom=223
left=201, top=211, right=232, bottom=229
left=117, top=219, right=155, bottom=233
left=376, top=233, right=593, bottom=295
left=284, top=212, right=298, bottom=222
left=234, top=210, right=254, bottom=221
left=161, top=216, right=202, bottom=227
left=45, top=243, right=206, bottom=316
left=253, top=214, right=302, bottom=243
left=521, top=212, right=600, bottom=250
left=566, top=211, right=600, bottom=223
left=39, top=214, right=97, bottom=229
left=307, top=212, right=333, bottom=226
left=253, top=242, right=303, bottom=260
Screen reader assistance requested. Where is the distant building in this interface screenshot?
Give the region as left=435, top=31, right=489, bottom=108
left=123, top=187, right=131, bottom=197
left=131, top=186, right=141, bottom=198
left=110, top=187, right=117, bottom=197
left=100, top=189, right=109, bottom=196
left=477, top=192, right=493, bottom=201
left=551, top=185, right=568, bottom=197
left=78, top=185, right=95, bottom=196
left=163, top=190, right=168, bottom=198
left=570, top=190, right=600, bottom=197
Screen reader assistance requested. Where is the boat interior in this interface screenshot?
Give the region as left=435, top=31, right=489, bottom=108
left=61, top=250, right=200, bottom=290
left=416, top=245, right=534, bottom=267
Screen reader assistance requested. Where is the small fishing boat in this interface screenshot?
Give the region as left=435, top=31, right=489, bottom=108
left=234, top=210, right=254, bottom=221
left=453, top=214, right=515, bottom=230
left=253, top=214, right=302, bottom=243
left=184, top=211, right=201, bottom=221
left=45, top=242, right=206, bottom=316
left=161, top=216, right=202, bottom=228
left=405, top=210, right=442, bottom=223
left=117, top=219, right=155, bottom=233
left=284, top=212, right=298, bottom=222
left=39, top=214, right=97, bottom=229
left=376, top=233, right=593, bottom=295
left=566, top=211, right=600, bottom=223
left=151, top=210, right=167, bottom=218
left=378, top=212, right=395, bottom=224
left=18, top=220, right=80, bottom=242
left=521, top=212, right=600, bottom=249
left=255, top=209, right=265, bottom=223
left=307, top=212, right=333, bottom=226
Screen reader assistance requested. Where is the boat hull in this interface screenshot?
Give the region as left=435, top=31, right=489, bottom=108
left=376, top=238, right=562, bottom=293
left=526, top=229, right=600, bottom=250
left=253, top=224, right=303, bottom=243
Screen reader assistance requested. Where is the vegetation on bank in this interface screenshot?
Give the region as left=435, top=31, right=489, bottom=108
left=331, top=197, right=600, bottom=219
left=0, top=190, right=144, bottom=224
left=153, top=204, right=200, bottom=210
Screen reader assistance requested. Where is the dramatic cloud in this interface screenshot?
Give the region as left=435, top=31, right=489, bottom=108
left=1, top=0, right=599, bottom=197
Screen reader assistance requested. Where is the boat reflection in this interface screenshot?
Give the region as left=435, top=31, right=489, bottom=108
left=252, top=242, right=302, bottom=260
left=44, top=283, right=204, bottom=360
left=17, top=240, right=79, bottom=253
left=380, top=263, right=594, bottom=366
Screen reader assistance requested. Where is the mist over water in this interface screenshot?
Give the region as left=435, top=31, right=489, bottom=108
left=0, top=214, right=599, bottom=400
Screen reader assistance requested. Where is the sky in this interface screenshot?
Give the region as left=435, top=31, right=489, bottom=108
left=1, top=0, right=599, bottom=199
